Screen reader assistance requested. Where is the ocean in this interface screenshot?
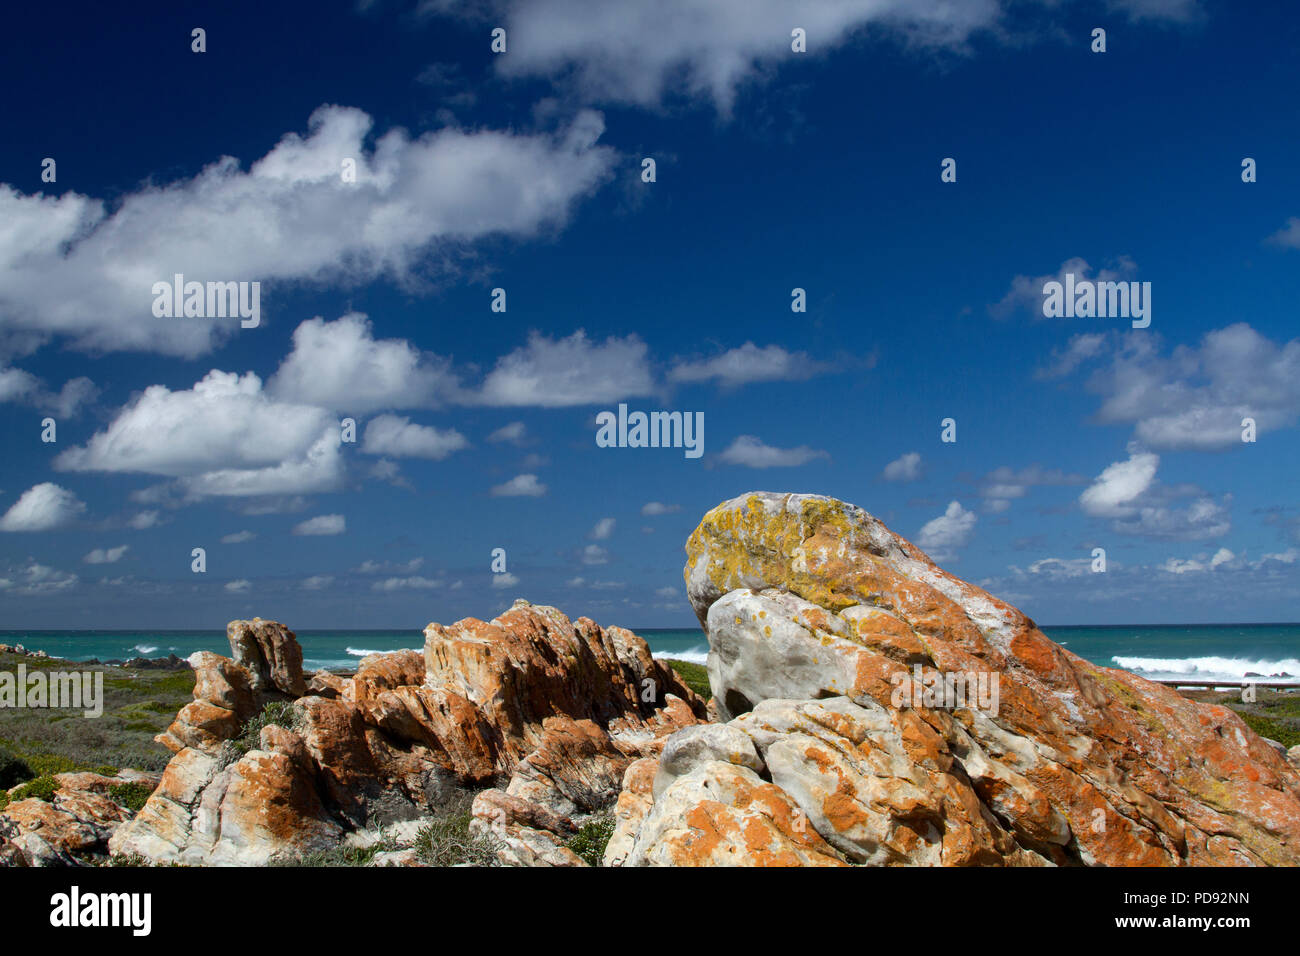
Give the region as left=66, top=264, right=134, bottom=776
left=1, top=623, right=1297, bottom=684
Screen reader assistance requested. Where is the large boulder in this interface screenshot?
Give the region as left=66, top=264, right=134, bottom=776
left=610, top=492, right=1300, bottom=866
left=112, top=602, right=707, bottom=866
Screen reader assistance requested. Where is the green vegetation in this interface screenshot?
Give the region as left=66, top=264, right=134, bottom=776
left=0, top=650, right=194, bottom=778
left=1193, top=688, right=1300, bottom=749
left=412, top=789, right=503, bottom=866
left=218, top=699, right=303, bottom=768
left=666, top=658, right=711, bottom=701
left=272, top=835, right=400, bottom=868
left=108, top=781, right=155, bottom=813
left=566, top=812, right=616, bottom=866
left=10, top=774, right=60, bottom=803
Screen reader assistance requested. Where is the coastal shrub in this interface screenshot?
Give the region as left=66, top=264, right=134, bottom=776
left=219, top=700, right=304, bottom=767
left=1238, top=712, right=1300, bottom=749
left=0, top=747, right=34, bottom=789
left=0, top=792, right=8, bottom=811
left=272, top=835, right=400, bottom=868
left=566, top=812, right=616, bottom=866
left=413, top=790, right=503, bottom=866
left=108, top=781, right=154, bottom=812
left=666, top=659, right=712, bottom=701
left=11, top=775, right=60, bottom=803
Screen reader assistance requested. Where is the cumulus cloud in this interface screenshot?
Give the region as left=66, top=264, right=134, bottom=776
left=490, top=473, right=547, bottom=497
left=225, top=579, right=251, bottom=592
left=668, top=342, right=824, bottom=388
left=1269, top=216, right=1300, bottom=249
left=580, top=544, right=609, bottom=565
left=221, top=530, right=256, bottom=544
left=293, top=514, right=346, bottom=536
left=1035, top=333, right=1106, bottom=380
left=1080, top=324, right=1300, bottom=451
left=980, top=464, right=1086, bottom=512
left=0, top=106, right=616, bottom=358
left=269, top=314, right=458, bottom=413
left=361, top=413, right=467, bottom=459
left=473, top=330, right=654, bottom=407
left=717, top=435, right=829, bottom=468
left=916, top=500, right=977, bottom=561
left=84, top=545, right=129, bottom=564
left=491, top=571, right=520, bottom=589
left=54, top=370, right=342, bottom=500
left=1080, top=447, right=1230, bottom=540
left=0, top=560, right=78, bottom=594
left=0, top=367, right=97, bottom=417
left=301, top=575, right=335, bottom=590
left=371, top=575, right=442, bottom=591
left=882, top=452, right=922, bottom=482
left=474, top=0, right=1007, bottom=113
left=990, top=256, right=1137, bottom=319
left=0, top=482, right=86, bottom=532
left=1079, top=448, right=1159, bottom=518
left=127, top=510, right=162, bottom=530
left=487, top=421, right=527, bottom=444
left=641, top=501, right=680, bottom=516
left=589, top=517, right=616, bottom=540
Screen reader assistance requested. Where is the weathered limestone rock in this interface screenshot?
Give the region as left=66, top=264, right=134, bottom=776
left=611, top=492, right=1300, bottom=867
left=113, top=602, right=707, bottom=866
left=0, top=770, right=160, bottom=866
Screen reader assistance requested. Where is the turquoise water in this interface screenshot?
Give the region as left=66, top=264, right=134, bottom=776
left=1, top=623, right=1297, bottom=683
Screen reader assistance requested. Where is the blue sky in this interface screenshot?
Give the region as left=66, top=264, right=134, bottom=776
left=1, top=0, right=1298, bottom=629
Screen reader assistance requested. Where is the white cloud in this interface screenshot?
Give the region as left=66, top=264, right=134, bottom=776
left=717, top=435, right=829, bottom=468
left=221, top=530, right=256, bottom=544
left=1269, top=216, right=1300, bottom=249
left=225, top=579, right=251, bottom=592
left=1080, top=447, right=1230, bottom=541
left=490, top=473, right=547, bottom=497
left=1082, top=324, right=1300, bottom=451
left=491, top=572, right=520, bottom=589
left=1035, top=333, right=1106, bottom=380
left=354, top=557, right=424, bottom=574
left=580, top=544, right=609, bottom=566
left=269, top=314, right=458, bottom=413
left=480, top=0, right=1006, bottom=113
left=589, top=517, right=616, bottom=540
left=487, top=421, right=527, bottom=444
left=84, top=545, right=129, bottom=564
left=668, top=342, right=824, bottom=388
left=293, top=514, right=345, bottom=536
left=916, top=501, right=977, bottom=561
left=127, top=510, right=162, bottom=530
left=1079, top=448, right=1159, bottom=518
left=981, top=464, right=1085, bottom=511
left=301, top=575, right=335, bottom=590
left=0, top=482, right=86, bottom=532
left=0, top=367, right=97, bottom=417
left=0, top=560, right=78, bottom=594
left=362, top=413, right=467, bottom=459
left=473, top=330, right=654, bottom=407
left=991, top=256, right=1137, bottom=319
left=54, top=370, right=343, bottom=500
left=0, top=106, right=615, bottom=358
left=882, top=452, right=922, bottom=482
left=641, top=501, right=680, bottom=516
left=371, top=575, right=442, bottom=591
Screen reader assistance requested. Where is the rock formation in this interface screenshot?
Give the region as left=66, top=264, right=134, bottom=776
left=0, top=770, right=161, bottom=866
left=607, top=492, right=1300, bottom=867
left=110, top=601, right=705, bottom=866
